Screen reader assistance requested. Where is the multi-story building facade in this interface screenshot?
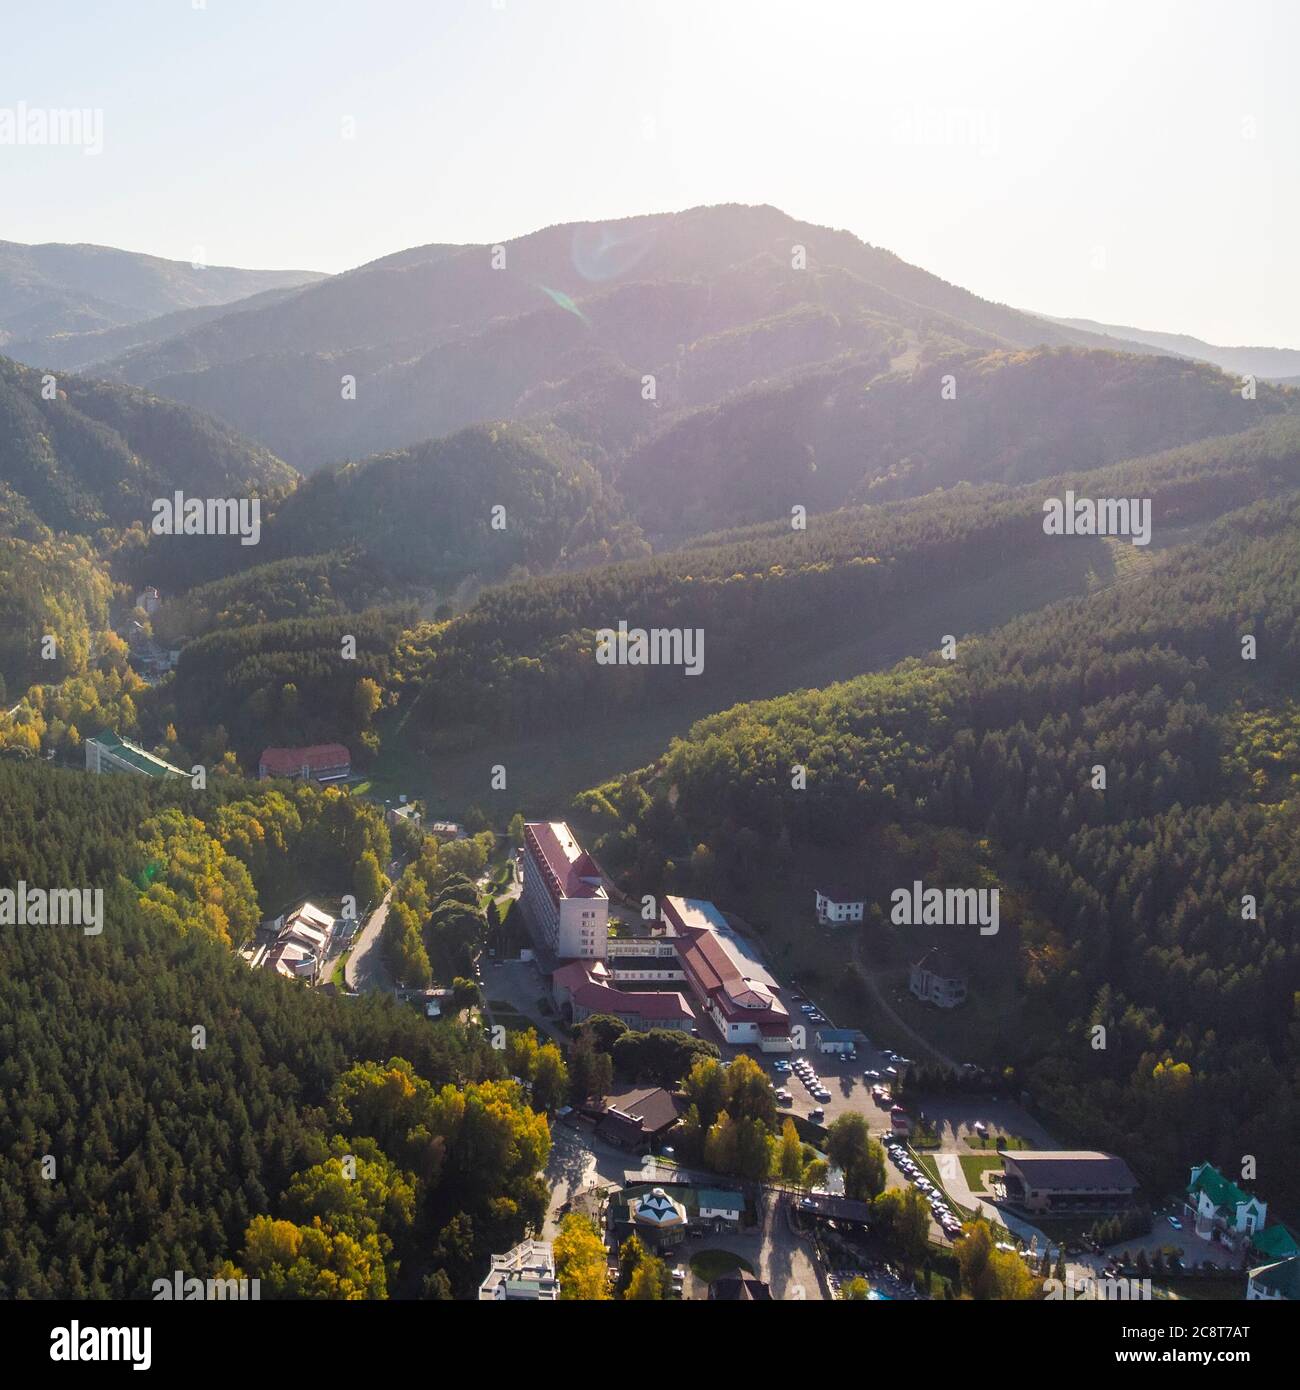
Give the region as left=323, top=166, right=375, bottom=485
left=85, top=730, right=187, bottom=779
left=663, top=896, right=791, bottom=1050
left=258, top=744, right=351, bottom=783
left=909, top=947, right=968, bottom=1008
left=477, top=1241, right=559, bottom=1301
left=815, top=886, right=865, bottom=925
left=521, top=821, right=608, bottom=960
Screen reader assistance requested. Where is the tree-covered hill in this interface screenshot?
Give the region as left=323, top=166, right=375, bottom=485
left=98, top=203, right=1163, bottom=469
left=0, top=764, right=544, bottom=1298
left=617, top=347, right=1290, bottom=537
left=0, top=353, right=295, bottom=537
left=0, top=237, right=323, bottom=346
left=574, top=490, right=1300, bottom=1209
left=390, top=417, right=1300, bottom=751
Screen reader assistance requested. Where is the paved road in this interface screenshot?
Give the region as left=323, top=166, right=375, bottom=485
left=729, top=1191, right=827, bottom=1300
left=485, top=956, right=568, bottom=1045
left=542, top=1124, right=630, bottom=1240
left=345, top=888, right=394, bottom=993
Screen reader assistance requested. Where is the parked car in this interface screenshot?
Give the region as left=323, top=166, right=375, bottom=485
left=809, top=1107, right=825, bottom=1121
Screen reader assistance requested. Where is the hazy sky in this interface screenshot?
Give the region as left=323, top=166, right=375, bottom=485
left=2, top=0, right=1296, bottom=346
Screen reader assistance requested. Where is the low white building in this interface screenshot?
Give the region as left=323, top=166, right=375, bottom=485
left=909, top=947, right=967, bottom=1008
left=386, top=803, right=422, bottom=831
left=264, top=901, right=335, bottom=983
left=1246, top=1256, right=1300, bottom=1300
left=1185, top=1162, right=1267, bottom=1248
left=697, top=1188, right=743, bottom=1228
left=815, top=886, right=865, bottom=926
left=478, top=1240, right=559, bottom=1301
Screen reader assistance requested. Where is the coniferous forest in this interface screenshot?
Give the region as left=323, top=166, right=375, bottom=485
left=2, top=5, right=1298, bottom=1339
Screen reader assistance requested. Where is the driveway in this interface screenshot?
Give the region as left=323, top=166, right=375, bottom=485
left=345, top=888, right=394, bottom=993
left=485, top=956, right=569, bottom=1046
left=680, top=1190, right=827, bottom=1301
left=542, top=1123, right=629, bottom=1240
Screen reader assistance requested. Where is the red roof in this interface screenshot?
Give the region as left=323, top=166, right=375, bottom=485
left=259, top=744, right=351, bottom=776
left=573, top=982, right=693, bottom=1022
left=677, top=927, right=786, bottom=1024
left=556, top=962, right=692, bottom=1024
left=524, top=821, right=605, bottom=900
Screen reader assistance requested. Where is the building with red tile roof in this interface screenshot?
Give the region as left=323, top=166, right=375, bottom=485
left=258, top=744, right=351, bottom=782
left=662, top=896, right=791, bottom=1049
left=521, top=821, right=608, bottom=959
left=551, top=960, right=693, bottom=1032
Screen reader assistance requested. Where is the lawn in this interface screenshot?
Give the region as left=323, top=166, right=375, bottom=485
left=959, top=1154, right=1004, bottom=1193
left=329, top=949, right=352, bottom=988
left=688, top=1249, right=754, bottom=1283
left=964, top=1132, right=1031, bottom=1151
left=485, top=1000, right=531, bottom=1031
left=914, top=1153, right=1015, bottom=1242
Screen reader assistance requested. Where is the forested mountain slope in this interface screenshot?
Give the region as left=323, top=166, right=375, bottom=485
left=574, top=490, right=1300, bottom=1207
left=0, top=238, right=323, bottom=345
left=393, top=417, right=1300, bottom=750
left=97, top=204, right=1162, bottom=469
left=0, top=765, right=544, bottom=1299
left=0, top=353, right=295, bottom=537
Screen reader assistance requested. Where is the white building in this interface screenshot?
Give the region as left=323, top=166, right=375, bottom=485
left=264, top=901, right=335, bottom=983
left=815, top=887, right=865, bottom=926
left=697, top=1189, right=743, bottom=1227
left=85, top=729, right=187, bottom=780
left=909, top=948, right=968, bottom=1008
left=477, top=1240, right=559, bottom=1301
left=664, top=897, right=791, bottom=1050
left=1185, top=1163, right=1267, bottom=1248
left=1246, top=1256, right=1300, bottom=1300
left=521, top=821, right=608, bottom=960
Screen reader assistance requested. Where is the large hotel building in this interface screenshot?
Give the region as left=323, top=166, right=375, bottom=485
left=521, top=821, right=609, bottom=960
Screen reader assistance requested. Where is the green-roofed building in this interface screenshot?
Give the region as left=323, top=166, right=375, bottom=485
left=1186, top=1162, right=1267, bottom=1249
left=85, top=730, right=187, bottom=780
left=1251, top=1223, right=1300, bottom=1261
left=1247, top=1255, right=1300, bottom=1301
left=696, top=1188, right=744, bottom=1228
